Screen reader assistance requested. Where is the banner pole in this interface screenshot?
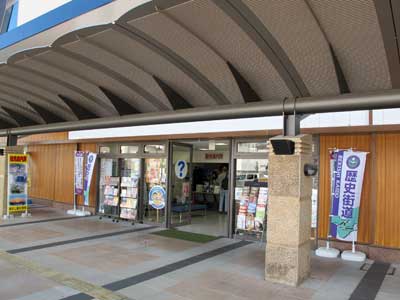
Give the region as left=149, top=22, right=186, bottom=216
left=316, top=148, right=340, bottom=258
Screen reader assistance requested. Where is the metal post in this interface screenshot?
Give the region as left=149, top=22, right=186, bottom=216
left=228, top=138, right=235, bottom=238
left=166, top=141, right=173, bottom=228
left=6, top=134, right=17, bottom=146
left=283, top=114, right=301, bottom=136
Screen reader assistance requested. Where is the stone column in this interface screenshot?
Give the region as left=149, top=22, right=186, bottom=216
left=265, top=134, right=312, bottom=286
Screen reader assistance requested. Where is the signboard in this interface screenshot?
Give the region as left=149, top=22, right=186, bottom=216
left=7, top=154, right=28, bottom=214
left=149, top=185, right=166, bottom=210
left=175, top=160, right=187, bottom=179
left=330, top=150, right=367, bottom=241
left=74, top=151, right=84, bottom=195
left=205, top=153, right=224, bottom=160
left=83, top=152, right=97, bottom=206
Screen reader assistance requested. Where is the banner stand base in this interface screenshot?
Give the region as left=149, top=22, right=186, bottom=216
left=75, top=209, right=91, bottom=217
left=316, top=246, right=340, bottom=258
left=341, top=250, right=366, bottom=262
left=21, top=212, right=31, bottom=218
left=67, top=209, right=77, bottom=215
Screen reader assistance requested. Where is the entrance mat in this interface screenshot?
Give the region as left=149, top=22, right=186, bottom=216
left=152, top=229, right=219, bottom=243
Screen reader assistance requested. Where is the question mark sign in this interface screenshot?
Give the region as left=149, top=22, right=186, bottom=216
left=178, top=161, right=185, bottom=178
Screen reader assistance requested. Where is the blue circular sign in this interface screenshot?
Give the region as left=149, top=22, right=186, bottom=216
left=149, top=186, right=166, bottom=210
left=346, top=155, right=360, bottom=169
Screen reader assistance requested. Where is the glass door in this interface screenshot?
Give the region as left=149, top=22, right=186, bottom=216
left=169, top=142, right=193, bottom=226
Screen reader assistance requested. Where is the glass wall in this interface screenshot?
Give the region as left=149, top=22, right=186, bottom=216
left=97, top=142, right=168, bottom=225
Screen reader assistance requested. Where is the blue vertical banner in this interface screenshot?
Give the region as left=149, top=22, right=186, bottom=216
left=330, top=150, right=368, bottom=241
left=83, top=152, right=97, bottom=206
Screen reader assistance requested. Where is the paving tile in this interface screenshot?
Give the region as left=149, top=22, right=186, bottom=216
left=50, top=243, right=159, bottom=271
left=0, top=226, right=65, bottom=243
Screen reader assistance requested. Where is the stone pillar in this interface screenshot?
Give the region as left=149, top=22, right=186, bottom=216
left=265, top=134, right=312, bottom=286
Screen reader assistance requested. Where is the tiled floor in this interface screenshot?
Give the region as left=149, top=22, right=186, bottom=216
left=0, top=207, right=398, bottom=300
left=177, top=211, right=228, bottom=236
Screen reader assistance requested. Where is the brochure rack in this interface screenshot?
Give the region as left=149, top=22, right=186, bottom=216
left=119, top=176, right=139, bottom=225
left=234, top=181, right=268, bottom=242
left=99, top=176, right=121, bottom=222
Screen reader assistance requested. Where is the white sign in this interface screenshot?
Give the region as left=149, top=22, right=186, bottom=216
left=83, top=152, right=97, bottom=206
left=74, top=151, right=84, bottom=195
left=330, top=150, right=367, bottom=242
left=175, top=160, right=188, bottom=179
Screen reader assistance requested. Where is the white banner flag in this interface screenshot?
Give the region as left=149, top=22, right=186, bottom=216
left=83, top=152, right=97, bottom=206
left=330, top=150, right=368, bottom=241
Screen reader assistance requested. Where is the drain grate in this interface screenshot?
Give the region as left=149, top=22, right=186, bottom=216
left=360, top=263, right=396, bottom=275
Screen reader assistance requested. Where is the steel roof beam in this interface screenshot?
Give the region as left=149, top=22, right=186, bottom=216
left=52, top=46, right=169, bottom=111
left=27, top=101, right=66, bottom=123
left=2, top=89, right=400, bottom=136
left=7, top=64, right=112, bottom=118
left=58, top=95, right=98, bottom=120
left=214, top=0, right=309, bottom=97
left=374, top=0, right=400, bottom=88
left=99, top=86, right=139, bottom=116
left=113, top=22, right=231, bottom=105
left=227, top=62, right=261, bottom=102
left=153, top=76, right=193, bottom=110
left=2, top=107, right=39, bottom=126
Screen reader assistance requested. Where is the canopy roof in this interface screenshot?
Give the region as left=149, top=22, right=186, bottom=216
left=0, top=0, right=397, bottom=130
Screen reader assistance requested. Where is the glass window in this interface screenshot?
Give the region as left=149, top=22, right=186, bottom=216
left=120, top=145, right=139, bottom=154
left=144, top=144, right=165, bottom=154
left=237, top=141, right=268, bottom=153
left=143, top=158, right=167, bottom=224
left=99, top=146, right=111, bottom=154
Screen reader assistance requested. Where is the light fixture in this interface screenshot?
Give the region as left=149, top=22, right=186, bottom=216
left=199, top=148, right=209, bottom=151
left=216, top=142, right=228, bottom=146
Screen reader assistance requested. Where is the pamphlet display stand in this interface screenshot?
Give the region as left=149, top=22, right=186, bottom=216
left=234, top=181, right=268, bottom=243
left=119, top=176, right=139, bottom=225
left=99, top=176, right=121, bottom=222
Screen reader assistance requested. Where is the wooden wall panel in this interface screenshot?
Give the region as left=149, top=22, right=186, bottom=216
left=375, top=133, right=400, bottom=248
left=54, top=144, right=76, bottom=204
left=318, top=134, right=372, bottom=243
left=19, top=132, right=68, bottom=144
left=28, top=143, right=97, bottom=208
left=28, top=145, right=57, bottom=200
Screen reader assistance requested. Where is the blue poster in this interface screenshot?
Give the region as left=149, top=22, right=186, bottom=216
left=149, top=186, right=166, bottom=210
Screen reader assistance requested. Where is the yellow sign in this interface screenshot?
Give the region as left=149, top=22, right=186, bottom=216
left=7, top=154, right=29, bottom=215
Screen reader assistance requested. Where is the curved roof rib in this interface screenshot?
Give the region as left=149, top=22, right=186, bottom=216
left=0, top=0, right=396, bottom=130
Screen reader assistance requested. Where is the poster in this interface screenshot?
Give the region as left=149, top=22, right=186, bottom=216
left=83, top=152, right=97, bottom=206
left=175, top=160, right=188, bottom=179
left=149, top=185, right=166, bottom=209
left=74, top=151, right=84, bottom=195
left=330, top=150, right=367, bottom=241
left=7, top=154, right=28, bottom=214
